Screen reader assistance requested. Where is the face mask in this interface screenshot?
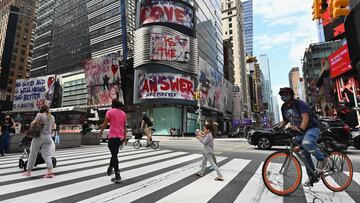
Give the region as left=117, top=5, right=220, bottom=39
left=281, top=96, right=291, bottom=102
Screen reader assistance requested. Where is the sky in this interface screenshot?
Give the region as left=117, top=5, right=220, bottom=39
left=252, top=0, right=319, bottom=117
left=253, top=0, right=318, bottom=94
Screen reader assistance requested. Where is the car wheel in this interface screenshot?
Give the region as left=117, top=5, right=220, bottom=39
left=354, top=137, right=360, bottom=150
left=257, top=136, right=272, bottom=150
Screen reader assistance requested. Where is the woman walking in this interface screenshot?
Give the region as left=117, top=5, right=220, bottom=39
left=0, top=115, right=16, bottom=156
left=100, top=99, right=127, bottom=183
left=195, top=124, right=224, bottom=181
left=23, top=105, right=56, bottom=178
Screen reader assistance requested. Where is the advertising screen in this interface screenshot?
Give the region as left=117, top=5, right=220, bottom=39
left=83, top=53, right=124, bottom=105
left=150, top=33, right=190, bottom=62
left=329, top=44, right=352, bottom=79
left=135, top=71, right=195, bottom=100
left=140, top=0, right=194, bottom=29
left=13, top=75, right=55, bottom=111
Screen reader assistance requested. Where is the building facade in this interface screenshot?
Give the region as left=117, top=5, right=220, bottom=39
left=31, top=0, right=135, bottom=76
left=221, top=0, right=248, bottom=121
left=302, top=41, right=342, bottom=109
left=242, top=0, right=253, bottom=56
left=288, top=67, right=300, bottom=97
left=259, top=54, right=274, bottom=124
left=223, top=39, right=235, bottom=84
left=0, top=0, right=37, bottom=104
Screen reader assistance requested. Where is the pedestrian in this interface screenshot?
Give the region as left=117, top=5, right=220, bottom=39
left=100, top=99, right=127, bottom=183
left=23, top=105, right=56, bottom=178
left=195, top=123, right=224, bottom=181
left=140, top=112, right=153, bottom=146
left=0, top=115, right=16, bottom=156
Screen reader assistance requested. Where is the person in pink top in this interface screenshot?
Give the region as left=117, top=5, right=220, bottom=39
left=100, top=99, right=127, bottom=183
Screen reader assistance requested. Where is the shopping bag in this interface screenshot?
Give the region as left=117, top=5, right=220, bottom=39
left=54, top=133, right=60, bottom=145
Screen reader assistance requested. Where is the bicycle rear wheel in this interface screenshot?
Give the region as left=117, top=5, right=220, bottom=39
left=321, top=152, right=353, bottom=192
left=262, top=151, right=302, bottom=196
left=133, top=140, right=141, bottom=149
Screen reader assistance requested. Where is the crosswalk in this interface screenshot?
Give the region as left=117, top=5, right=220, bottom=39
left=0, top=144, right=360, bottom=203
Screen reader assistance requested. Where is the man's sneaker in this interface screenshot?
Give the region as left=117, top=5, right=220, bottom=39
left=303, top=177, right=319, bottom=187
left=316, top=158, right=329, bottom=172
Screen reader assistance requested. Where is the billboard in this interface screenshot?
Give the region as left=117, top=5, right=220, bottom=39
left=150, top=33, right=190, bottom=62
left=322, top=1, right=346, bottom=41
left=335, top=77, right=360, bottom=107
left=135, top=71, right=195, bottom=101
left=83, top=53, right=124, bottom=105
left=139, top=0, right=194, bottom=29
left=199, top=58, right=234, bottom=112
left=13, top=75, right=55, bottom=111
left=329, top=44, right=352, bottom=79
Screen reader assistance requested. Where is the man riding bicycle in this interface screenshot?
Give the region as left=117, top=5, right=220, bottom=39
left=276, top=87, right=329, bottom=187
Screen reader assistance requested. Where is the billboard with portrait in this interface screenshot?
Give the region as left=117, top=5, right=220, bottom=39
left=135, top=71, right=195, bottom=101
left=150, top=33, right=190, bottom=62
left=83, top=53, right=124, bottom=105
left=335, top=77, right=360, bottom=107
left=139, top=0, right=194, bottom=29
left=13, top=75, right=55, bottom=111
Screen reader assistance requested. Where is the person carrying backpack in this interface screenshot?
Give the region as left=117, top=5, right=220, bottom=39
left=275, top=87, right=328, bottom=187
left=141, top=112, right=153, bottom=146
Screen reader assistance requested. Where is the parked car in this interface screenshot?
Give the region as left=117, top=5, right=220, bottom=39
left=247, top=118, right=353, bottom=150
left=92, top=124, right=132, bottom=142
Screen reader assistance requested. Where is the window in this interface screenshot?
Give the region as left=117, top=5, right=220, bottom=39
left=229, top=18, right=232, bottom=22
left=228, top=11, right=232, bottom=15
left=229, top=30, right=233, bottom=34
left=227, top=3, right=232, bottom=8
left=225, top=31, right=227, bottom=35
left=11, top=63, right=16, bottom=68
left=10, top=71, right=14, bottom=76
left=21, top=49, right=26, bottom=55
left=8, top=79, right=13, bottom=84
left=229, top=23, right=232, bottom=28
left=20, top=57, right=25, bottom=62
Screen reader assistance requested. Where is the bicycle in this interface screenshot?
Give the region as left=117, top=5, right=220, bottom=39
left=262, top=129, right=353, bottom=196
left=133, top=128, right=159, bottom=150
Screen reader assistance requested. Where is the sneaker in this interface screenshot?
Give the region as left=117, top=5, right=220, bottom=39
left=107, top=166, right=113, bottom=176
left=316, top=158, right=329, bottom=171
left=111, top=172, right=121, bottom=183
left=303, top=177, right=319, bottom=187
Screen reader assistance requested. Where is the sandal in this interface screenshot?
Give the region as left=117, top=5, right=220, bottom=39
left=195, top=172, right=203, bottom=177
left=215, top=176, right=224, bottom=181
left=43, top=173, right=55, bottom=178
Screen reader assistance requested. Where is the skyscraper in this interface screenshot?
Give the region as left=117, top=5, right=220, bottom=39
left=221, top=0, right=248, bottom=120
left=259, top=54, right=274, bottom=124
left=288, top=67, right=300, bottom=96
left=0, top=0, right=37, bottom=103
left=242, top=0, right=253, bottom=56
left=31, top=0, right=135, bottom=76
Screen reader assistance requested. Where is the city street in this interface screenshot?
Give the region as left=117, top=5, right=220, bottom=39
left=0, top=137, right=359, bottom=203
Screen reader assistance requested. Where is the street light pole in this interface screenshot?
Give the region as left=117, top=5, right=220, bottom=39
left=197, top=83, right=202, bottom=130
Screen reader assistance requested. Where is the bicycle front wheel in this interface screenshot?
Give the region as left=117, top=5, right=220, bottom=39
left=321, top=152, right=353, bottom=192
left=262, top=151, right=302, bottom=196
left=133, top=140, right=141, bottom=149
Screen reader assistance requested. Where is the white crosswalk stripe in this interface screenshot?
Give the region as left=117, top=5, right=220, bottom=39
left=0, top=145, right=359, bottom=203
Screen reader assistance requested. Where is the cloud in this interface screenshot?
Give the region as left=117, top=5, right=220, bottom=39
left=253, top=0, right=313, bottom=21
left=253, top=0, right=318, bottom=67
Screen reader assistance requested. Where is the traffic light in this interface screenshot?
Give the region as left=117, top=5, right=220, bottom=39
left=312, top=0, right=322, bottom=20
left=332, top=0, right=350, bottom=19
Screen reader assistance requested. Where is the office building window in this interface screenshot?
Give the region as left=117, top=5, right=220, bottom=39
left=228, top=11, right=232, bottom=15
left=229, top=23, right=232, bottom=28
left=229, top=18, right=232, bottom=22
left=229, top=30, right=233, bottom=34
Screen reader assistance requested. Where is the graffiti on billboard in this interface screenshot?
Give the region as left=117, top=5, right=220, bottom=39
left=83, top=53, right=124, bottom=105
left=199, top=58, right=233, bottom=112
left=150, top=33, right=190, bottom=62
left=140, top=0, right=194, bottom=29
left=136, top=72, right=195, bottom=100
left=13, top=75, right=55, bottom=111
